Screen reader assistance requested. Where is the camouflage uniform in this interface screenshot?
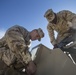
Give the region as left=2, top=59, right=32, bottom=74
left=47, top=10, right=76, bottom=45
left=0, top=25, right=32, bottom=75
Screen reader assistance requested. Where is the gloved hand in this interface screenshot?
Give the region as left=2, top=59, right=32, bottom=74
left=26, top=61, right=37, bottom=75
left=53, top=44, right=58, bottom=49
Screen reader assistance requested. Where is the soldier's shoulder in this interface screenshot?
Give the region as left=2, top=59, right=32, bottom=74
left=10, top=25, right=27, bottom=30
left=11, top=25, right=24, bottom=28
left=7, top=25, right=21, bottom=30
left=6, top=25, right=28, bottom=33
left=57, top=10, right=73, bottom=14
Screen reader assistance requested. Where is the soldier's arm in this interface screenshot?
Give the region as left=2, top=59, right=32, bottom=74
left=47, top=23, right=57, bottom=45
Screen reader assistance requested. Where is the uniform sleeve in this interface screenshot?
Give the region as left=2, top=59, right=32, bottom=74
left=58, top=10, right=75, bottom=21
left=47, top=23, right=57, bottom=45
left=5, top=28, right=32, bottom=65
left=63, top=10, right=76, bottom=29
left=58, top=10, right=76, bottom=29
left=65, top=10, right=76, bottom=22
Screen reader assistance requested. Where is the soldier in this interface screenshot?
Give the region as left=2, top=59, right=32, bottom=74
left=44, top=9, right=76, bottom=63
left=44, top=9, right=76, bottom=49
left=0, top=25, right=44, bottom=75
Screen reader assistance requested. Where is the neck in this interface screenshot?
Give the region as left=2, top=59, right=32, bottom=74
left=29, top=32, right=31, bottom=39
left=51, top=13, right=57, bottom=24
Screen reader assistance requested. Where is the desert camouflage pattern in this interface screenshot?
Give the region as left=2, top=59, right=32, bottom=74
left=47, top=10, right=76, bottom=45
left=0, top=25, right=32, bottom=66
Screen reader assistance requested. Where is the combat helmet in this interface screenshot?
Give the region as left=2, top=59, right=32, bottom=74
left=44, top=9, right=55, bottom=22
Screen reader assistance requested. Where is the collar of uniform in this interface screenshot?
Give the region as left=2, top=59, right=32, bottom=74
left=25, top=32, right=31, bottom=42
left=51, top=13, right=57, bottom=24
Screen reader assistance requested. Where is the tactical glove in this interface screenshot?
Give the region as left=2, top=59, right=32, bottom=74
left=53, top=44, right=58, bottom=49
left=26, top=61, right=37, bottom=75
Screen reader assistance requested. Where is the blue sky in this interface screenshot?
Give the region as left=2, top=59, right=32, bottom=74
left=0, top=0, right=76, bottom=50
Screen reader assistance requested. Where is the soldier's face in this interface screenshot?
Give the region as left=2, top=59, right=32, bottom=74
left=31, top=30, right=40, bottom=41
left=46, top=13, right=55, bottom=22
